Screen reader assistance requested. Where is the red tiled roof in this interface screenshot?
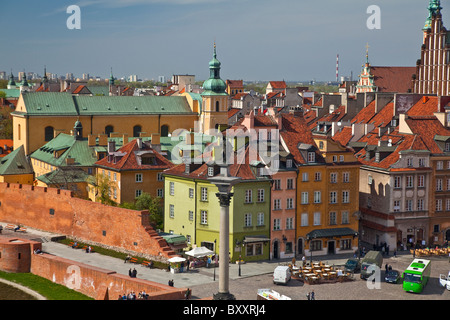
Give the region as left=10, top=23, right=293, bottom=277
left=226, top=80, right=244, bottom=88
left=369, top=102, right=394, bottom=128
left=72, top=85, right=86, bottom=94
left=95, top=139, right=173, bottom=171
left=268, top=81, right=286, bottom=89
left=0, top=139, right=13, bottom=158
left=332, top=126, right=353, bottom=146
left=371, top=66, right=415, bottom=93
left=228, top=108, right=241, bottom=118
left=266, top=92, right=283, bottom=99
left=407, top=96, right=440, bottom=116
left=405, top=116, right=450, bottom=154
left=351, top=100, right=376, bottom=124
left=232, top=93, right=248, bottom=100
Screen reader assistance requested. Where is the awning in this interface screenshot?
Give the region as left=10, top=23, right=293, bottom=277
left=306, top=228, right=358, bottom=241
left=243, top=235, right=271, bottom=244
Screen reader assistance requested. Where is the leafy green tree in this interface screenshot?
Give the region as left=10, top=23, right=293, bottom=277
left=87, top=173, right=116, bottom=206
left=135, top=192, right=164, bottom=230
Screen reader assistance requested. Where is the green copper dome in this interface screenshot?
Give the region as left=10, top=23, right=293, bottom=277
left=202, top=43, right=227, bottom=95
left=424, top=0, right=442, bottom=30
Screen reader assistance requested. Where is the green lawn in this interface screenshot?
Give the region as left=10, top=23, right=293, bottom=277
left=0, top=271, right=93, bottom=300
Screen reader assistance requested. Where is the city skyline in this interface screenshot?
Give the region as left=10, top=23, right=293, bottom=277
left=0, top=1, right=443, bottom=82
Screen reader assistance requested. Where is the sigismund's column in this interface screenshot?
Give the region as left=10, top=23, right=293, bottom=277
left=208, top=138, right=240, bottom=300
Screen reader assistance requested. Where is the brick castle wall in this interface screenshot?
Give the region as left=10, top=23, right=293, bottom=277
left=0, top=183, right=176, bottom=260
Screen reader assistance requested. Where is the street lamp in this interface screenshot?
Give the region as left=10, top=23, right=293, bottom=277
left=208, top=136, right=241, bottom=300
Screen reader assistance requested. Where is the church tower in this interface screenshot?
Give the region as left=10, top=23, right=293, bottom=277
left=355, top=44, right=377, bottom=93
left=413, top=0, right=450, bottom=95
left=200, top=43, right=229, bottom=133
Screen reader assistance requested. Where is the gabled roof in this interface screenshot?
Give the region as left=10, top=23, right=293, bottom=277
left=405, top=116, right=450, bottom=154
left=0, top=145, right=33, bottom=175
left=95, top=139, right=174, bottom=171
left=332, top=126, right=353, bottom=147
left=371, top=66, right=415, bottom=93
left=268, top=81, right=287, bottom=89
left=406, top=96, right=441, bottom=116
left=30, top=133, right=97, bottom=167
left=226, top=80, right=244, bottom=88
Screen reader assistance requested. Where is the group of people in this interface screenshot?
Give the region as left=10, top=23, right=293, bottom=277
left=129, top=268, right=138, bottom=278
left=118, top=291, right=149, bottom=300
left=306, top=290, right=315, bottom=300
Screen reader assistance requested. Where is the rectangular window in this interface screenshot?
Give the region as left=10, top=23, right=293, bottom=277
left=286, top=217, right=293, bottom=230
left=314, top=172, right=321, bottom=181
left=301, top=213, right=308, bottom=226
left=329, top=191, right=337, bottom=204
left=245, top=189, right=252, bottom=203
left=343, top=172, right=350, bottom=183
left=157, top=172, right=163, bottom=181
left=302, top=172, right=309, bottom=182
left=286, top=159, right=293, bottom=168
left=341, top=211, right=349, bottom=224
left=418, top=175, right=424, bottom=187
left=286, top=198, right=294, bottom=209
left=406, top=199, right=413, bottom=212
left=201, top=187, right=208, bottom=202
left=273, top=199, right=281, bottom=210
left=394, top=176, right=401, bottom=189
left=436, top=199, right=443, bottom=211
left=418, top=158, right=426, bottom=167
left=393, top=200, right=400, bottom=212
left=189, top=188, right=194, bottom=198
left=339, top=155, right=344, bottom=162
left=208, top=166, right=214, bottom=177
left=417, top=198, right=424, bottom=211
left=310, top=240, right=322, bottom=251
left=273, top=219, right=281, bottom=230
left=274, top=179, right=281, bottom=190
left=446, top=199, right=450, bottom=211
left=407, top=158, right=413, bottom=167
left=169, top=204, right=174, bottom=218
left=169, top=182, right=174, bottom=196
left=201, top=210, right=208, bottom=224
left=436, top=179, right=443, bottom=191
left=301, top=192, right=308, bottom=204
left=189, top=210, right=194, bottom=221
left=308, top=152, right=315, bottom=163
left=341, top=239, right=352, bottom=250
left=313, top=212, right=321, bottom=226
left=257, top=212, right=264, bottom=226
left=257, top=189, right=265, bottom=202
left=244, top=213, right=252, bottom=227
left=330, top=173, right=337, bottom=184
left=135, top=189, right=142, bottom=198
left=135, top=173, right=143, bottom=183
left=437, top=161, right=444, bottom=170
left=342, top=191, right=349, bottom=203
left=314, top=191, right=321, bottom=203
left=287, top=178, right=294, bottom=189
left=329, top=212, right=337, bottom=225
left=406, top=176, right=413, bottom=188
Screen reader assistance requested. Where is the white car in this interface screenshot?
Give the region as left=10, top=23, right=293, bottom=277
left=439, top=271, right=450, bottom=290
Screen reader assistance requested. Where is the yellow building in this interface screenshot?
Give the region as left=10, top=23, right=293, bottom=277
left=92, top=136, right=173, bottom=205
left=0, top=145, right=34, bottom=184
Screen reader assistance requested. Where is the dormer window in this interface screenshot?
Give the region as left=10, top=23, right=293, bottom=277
left=407, top=158, right=413, bottom=167
left=307, top=152, right=315, bottom=163
left=286, top=159, right=293, bottom=168
left=446, top=142, right=450, bottom=152
left=208, top=166, right=214, bottom=177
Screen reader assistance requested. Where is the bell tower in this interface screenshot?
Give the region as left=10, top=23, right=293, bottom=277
left=200, top=43, right=229, bottom=133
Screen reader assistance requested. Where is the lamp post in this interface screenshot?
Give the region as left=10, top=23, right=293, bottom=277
left=208, top=137, right=241, bottom=300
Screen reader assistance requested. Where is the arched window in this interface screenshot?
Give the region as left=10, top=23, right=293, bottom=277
left=45, top=126, right=54, bottom=141
left=161, top=125, right=169, bottom=137
left=215, top=101, right=220, bottom=112
left=105, top=125, right=114, bottom=137
left=133, top=125, right=142, bottom=138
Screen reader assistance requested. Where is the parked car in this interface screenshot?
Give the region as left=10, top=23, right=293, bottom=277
left=384, top=270, right=401, bottom=284
left=439, top=271, right=450, bottom=290
left=344, top=258, right=361, bottom=273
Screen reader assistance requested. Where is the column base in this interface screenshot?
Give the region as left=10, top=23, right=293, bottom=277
left=213, top=292, right=236, bottom=300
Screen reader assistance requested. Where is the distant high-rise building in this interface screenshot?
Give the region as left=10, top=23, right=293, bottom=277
left=82, top=73, right=90, bottom=80
left=158, top=76, right=166, bottom=83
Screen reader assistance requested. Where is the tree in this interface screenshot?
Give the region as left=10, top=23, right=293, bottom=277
left=135, top=192, right=164, bottom=230
left=87, top=173, right=117, bottom=206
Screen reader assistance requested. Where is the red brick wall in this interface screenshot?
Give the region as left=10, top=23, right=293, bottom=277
left=30, top=252, right=185, bottom=300
left=0, top=238, right=41, bottom=273
left=0, top=183, right=174, bottom=259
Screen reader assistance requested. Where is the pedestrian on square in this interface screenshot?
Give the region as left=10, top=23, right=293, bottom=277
left=310, top=291, right=315, bottom=300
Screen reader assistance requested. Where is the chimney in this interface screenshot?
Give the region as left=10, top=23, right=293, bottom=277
left=108, top=140, right=116, bottom=153
left=65, top=156, right=75, bottom=165
left=137, top=137, right=143, bottom=149
left=151, top=133, right=160, bottom=145
left=98, top=133, right=107, bottom=146
left=88, top=134, right=96, bottom=146
left=122, top=133, right=128, bottom=145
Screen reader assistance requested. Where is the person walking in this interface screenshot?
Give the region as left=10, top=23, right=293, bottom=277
left=310, top=290, right=315, bottom=300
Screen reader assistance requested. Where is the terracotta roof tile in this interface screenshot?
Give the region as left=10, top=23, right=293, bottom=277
left=371, top=66, right=415, bottom=93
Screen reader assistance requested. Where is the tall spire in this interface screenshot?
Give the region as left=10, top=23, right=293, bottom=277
left=424, top=0, right=442, bottom=30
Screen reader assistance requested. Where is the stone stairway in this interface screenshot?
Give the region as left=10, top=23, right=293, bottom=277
left=144, top=226, right=178, bottom=258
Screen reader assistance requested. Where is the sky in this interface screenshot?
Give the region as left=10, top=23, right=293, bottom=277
left=0, top=0, right=444, bottom=82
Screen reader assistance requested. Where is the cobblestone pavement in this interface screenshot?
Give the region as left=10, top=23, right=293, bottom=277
left=189, top=254, right=450, bottom=300
left=1, top=225, right=449, bottom=300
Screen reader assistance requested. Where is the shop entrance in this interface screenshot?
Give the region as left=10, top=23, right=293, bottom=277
left=327, top=241, right=335, bottom=254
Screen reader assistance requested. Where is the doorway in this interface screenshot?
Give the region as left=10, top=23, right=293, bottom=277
left=327, top=241, right=335, bottom=254
left=273, top=240, right=279, bottom=259
left=297, top=238, right=303, bottom=255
